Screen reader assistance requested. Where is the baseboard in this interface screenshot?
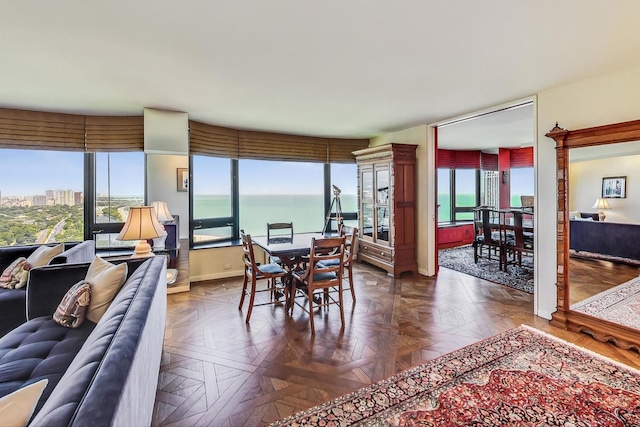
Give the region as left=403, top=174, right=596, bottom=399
left=535, top=308, right=554, bottom=320
left=418, top=267, right=432, bottom=277
left=191, top=270, right=244, bottom=282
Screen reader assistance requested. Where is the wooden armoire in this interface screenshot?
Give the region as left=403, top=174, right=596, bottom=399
left=353, top=143, right=417, bottom=277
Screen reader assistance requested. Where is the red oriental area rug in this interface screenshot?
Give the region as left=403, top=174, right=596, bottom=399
left=270, top=326, right=640, bottom=426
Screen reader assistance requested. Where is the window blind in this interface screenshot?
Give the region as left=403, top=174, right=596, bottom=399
left=327, top=138, right=369, bottom=163
left=0, top=108, right=85, bottom=151
left=239, top=131, right=328, bottom=162
left=510, top=147, right=533, bottom=168
left=189, top=121, right=239, bottom=159
left=85, top=116, right=144, bottom=152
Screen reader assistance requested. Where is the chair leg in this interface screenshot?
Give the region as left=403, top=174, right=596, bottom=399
left=347, top=264, right=355, bottom=302
left=338, top=283, right=345, bottom=329
left=308, top=288, right=316, bottom=335
left=238, top=273, right=248, bottom=310
left=245, top=276, right=257, bottom=323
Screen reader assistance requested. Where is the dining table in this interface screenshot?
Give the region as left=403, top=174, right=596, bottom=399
left=251, top=232, right=340, bottom=311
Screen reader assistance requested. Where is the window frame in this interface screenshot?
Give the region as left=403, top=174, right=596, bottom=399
left=188, top=159, right=358, bottom=247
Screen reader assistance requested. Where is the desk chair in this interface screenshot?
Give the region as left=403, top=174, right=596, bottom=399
left=292, top=236, right=346, bottom=334
left=239, top=231, right=287, bottom=323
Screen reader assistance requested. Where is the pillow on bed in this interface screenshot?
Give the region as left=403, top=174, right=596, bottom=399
left=579, top=212, right=599, bottom=221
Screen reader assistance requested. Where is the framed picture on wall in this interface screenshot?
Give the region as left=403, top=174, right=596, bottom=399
left=602, top=176, right=626, bottom=198
left=177, top=168, right=189, bottom=192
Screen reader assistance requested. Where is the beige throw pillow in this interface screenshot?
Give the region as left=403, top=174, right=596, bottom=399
left=26, top=244, right=63, bottom=268
left=0, top=379, right=48, bottom=427
left=84, top=257, right=128, bottom=323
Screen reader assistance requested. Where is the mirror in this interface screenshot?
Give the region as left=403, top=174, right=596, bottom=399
left=547, top=120, right=640, bottom=350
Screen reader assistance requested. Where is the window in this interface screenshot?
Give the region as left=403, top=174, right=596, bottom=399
left=330, top=163, right=358, bottom=231
left=437, top=168, right=481, bottom=223
left=437, top=168, right=451, bottom=222
left=191, top=156, right=235, bottom=244
left=0, top=149, right=84, bottom=246
left=510, top=167, right=534, bottom=207
left=239, top=159, right=324, bottom=236
left=91, top=152, right=145, bottom=249
left=453, top=169, right=478, bottom=221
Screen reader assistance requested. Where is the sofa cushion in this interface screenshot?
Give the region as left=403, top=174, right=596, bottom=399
left=85, top=257, right=128, bottom=323
left=0, top=317, right=95, bottom=415
left=53, top=281, right=91, bottom=329
left=0, top=379, right=48, bottom=427
left=26, top=244, right=63, bottom=268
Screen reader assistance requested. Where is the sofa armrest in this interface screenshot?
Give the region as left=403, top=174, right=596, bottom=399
left=0, top=245, right=41, bottom=271
left=50, top=240, right=96, bottom=265
left=26, top=264, right=90, bottom=320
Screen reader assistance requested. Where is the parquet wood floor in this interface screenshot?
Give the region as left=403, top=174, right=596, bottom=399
left=153, top=262, right=640, bottom=427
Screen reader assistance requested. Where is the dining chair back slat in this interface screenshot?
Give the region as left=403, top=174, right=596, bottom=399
left=292, top=235, right=346, bottom=334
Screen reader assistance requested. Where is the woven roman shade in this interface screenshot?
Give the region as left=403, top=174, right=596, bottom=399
left=0, top=108, right=85, bottom=151
left=85, top=116, right=144, bottom=152
left=328, top=138, right=369, bottom=163
left=189, top=121, right=239, bottom=159
left=239, top=131, right=328, bottom=162
left=510, top=147, right=534, bottom=168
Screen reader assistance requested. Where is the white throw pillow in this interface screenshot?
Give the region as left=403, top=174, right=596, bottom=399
left=0, top=379, right=48, bottom=427
left=26, top=244, right=63, bottom=268
left=84, top=257, right=128, bottom=323
left=569, top=211, right=579, bottom=220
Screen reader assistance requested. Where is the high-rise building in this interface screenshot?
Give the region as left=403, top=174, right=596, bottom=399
left=74, top=192, right=83, bottom=205
left=33, top=195, right=47, bottom=206
left=54, top=189, right=76, bottom=206
left=482, top=171, right=499, bottom=209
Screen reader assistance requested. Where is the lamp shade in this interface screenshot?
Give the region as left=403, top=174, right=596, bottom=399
left=151, top=201, right=173, bottom=222
left=117, top=206, right=165, bottom=257
left=591, top=198, right=611, bottom=210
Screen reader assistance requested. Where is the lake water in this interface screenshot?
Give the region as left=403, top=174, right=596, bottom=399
left=194, top=194, right=358, bottom=237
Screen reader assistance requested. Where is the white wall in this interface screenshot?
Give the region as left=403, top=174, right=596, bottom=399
left=570, top=154, right=640, bottom=224
left=370, top=125, right=434, bottom=276
left=146, top=154, right=189, bottom=238
left=537, top=64, right=640, bottom=319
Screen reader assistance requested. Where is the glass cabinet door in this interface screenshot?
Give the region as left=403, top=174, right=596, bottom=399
left=376, top=206, right=390, bottom=243
left=376, top=169, right=389, bottom=204
left=361, top=170, right=373, bottom=201
left=362, top=203, right=374, bottom=238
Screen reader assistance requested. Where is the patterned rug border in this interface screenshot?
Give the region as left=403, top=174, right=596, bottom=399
left=270, top=325, right=640, bottom=426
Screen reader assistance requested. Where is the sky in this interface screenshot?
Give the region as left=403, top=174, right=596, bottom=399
left=0, top=150, right=359, bottom=197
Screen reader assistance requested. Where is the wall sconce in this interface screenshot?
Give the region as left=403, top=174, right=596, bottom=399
left=502, top=171, right=509, bottom=184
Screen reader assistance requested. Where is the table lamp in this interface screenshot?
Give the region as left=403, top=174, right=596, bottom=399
left=116, top=206, right=165, bottom=257
left=151, top=201, right=173, bottom=250
left=591, top=198, right=611, bottom=221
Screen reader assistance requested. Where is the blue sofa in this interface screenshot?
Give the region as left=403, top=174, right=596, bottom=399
left=0, top=255, right=166, bottom=426
left=0, top=241, right=96, bottom=337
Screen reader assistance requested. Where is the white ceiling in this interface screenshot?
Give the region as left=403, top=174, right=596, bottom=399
left=2, top=1, right=640, bottom=141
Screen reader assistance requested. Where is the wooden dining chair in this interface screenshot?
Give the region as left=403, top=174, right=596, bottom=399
left=266, top=222, right=294, bottom=265
left=318, top=226, right=358, bottom=302
left=238, top=230, right=288, bottom=323
left=292, top=236, right=346, bottom=334
left=472, top=207, right=505, bottom=270
left=502, top=211, right=534, bottom=269
left=267, top=222, right=294, bottom=241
